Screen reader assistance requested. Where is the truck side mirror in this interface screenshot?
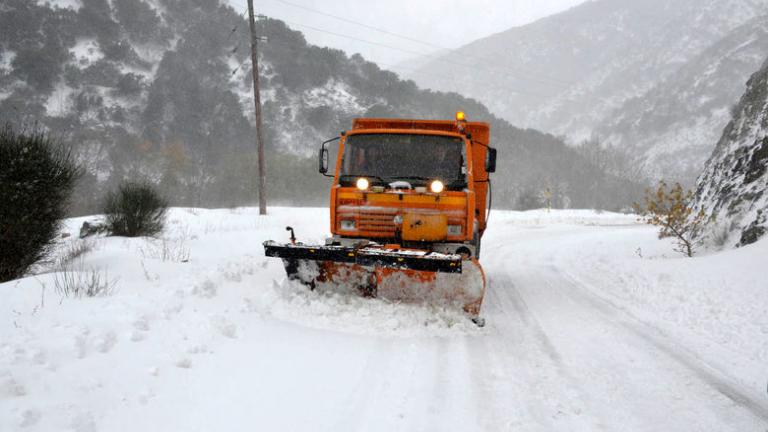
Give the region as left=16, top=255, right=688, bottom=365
left=319, top=136, right=340, bottom=177
left=486, top=148, right=497, bottom=173
left=319, top=147, right=329, bottom=174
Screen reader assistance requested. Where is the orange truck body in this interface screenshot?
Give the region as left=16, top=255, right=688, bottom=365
left=264, top=115, right=495, bottom=323
left=328, top=118, right=492, bottom=250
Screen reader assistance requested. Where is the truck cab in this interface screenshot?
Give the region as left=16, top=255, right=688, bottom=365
left=319, top=114, right=496, bottom=258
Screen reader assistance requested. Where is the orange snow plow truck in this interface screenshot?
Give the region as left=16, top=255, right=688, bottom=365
left=264, top=113, right=497, bottom=326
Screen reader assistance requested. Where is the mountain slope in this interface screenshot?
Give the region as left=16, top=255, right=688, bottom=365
left=597, top=15, right=768, bottom=184
left=0, top=0, right=642, bottom=213
left=693, top=56, right=768, bottom=247
left=408, top=0, right=768, bottom=141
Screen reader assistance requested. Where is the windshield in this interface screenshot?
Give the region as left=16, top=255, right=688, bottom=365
left=340, top=134, right=466, bottom=188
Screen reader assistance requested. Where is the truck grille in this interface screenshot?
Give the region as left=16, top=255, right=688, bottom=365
left=336, top=205, right=465, bottom=239
left=337, top=206, right=397, bottom=236
left=358, top=211, right=397, bottom=235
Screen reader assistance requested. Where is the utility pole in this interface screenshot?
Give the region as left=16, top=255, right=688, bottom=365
left=247, top=0, right=267, bottom=215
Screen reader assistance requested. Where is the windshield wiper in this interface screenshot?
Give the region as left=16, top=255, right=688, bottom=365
left=339, top=174, right=386, bottom=183
left=389, top=175, right=465, bottom=183
left=387, top=175, right=433, bottom=181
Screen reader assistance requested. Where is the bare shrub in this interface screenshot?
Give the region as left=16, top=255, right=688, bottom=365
left=148, top=238, right=190, bottom=263
left=634, top=181, right=707, bottom=257
left=138, top=227, right=191, bottom=263
left=54, top=265, right=117, bottom=298
left=57, top=239, right=96, bottom=268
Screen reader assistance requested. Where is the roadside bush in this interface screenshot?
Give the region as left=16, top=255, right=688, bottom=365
left=57, top=239, right=96, bottom=268
left=104, top=181, right=168, bottom=237
left=54, top=264, right=117, bottom=298
left=0, top=124, right=81, bottom=283
left=634, top=181, right=707, bottom=257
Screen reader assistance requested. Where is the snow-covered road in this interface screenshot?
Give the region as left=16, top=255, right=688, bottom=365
left=479, top=227, right=768, bottom=431
left=2, top=208, right=767, bottom=431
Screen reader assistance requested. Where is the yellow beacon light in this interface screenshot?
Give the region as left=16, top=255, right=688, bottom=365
left=456, top=111, right=466, bottom=121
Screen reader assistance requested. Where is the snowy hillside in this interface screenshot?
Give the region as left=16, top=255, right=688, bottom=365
left=2, top=207, right=767, bottom=430
left=693, top=57, right=768, bottom=248
left=0, top=0, right=644, bottom=213
left=408, top=0, right=768, bottom=143
left=597, top=15, right=768, bottom=184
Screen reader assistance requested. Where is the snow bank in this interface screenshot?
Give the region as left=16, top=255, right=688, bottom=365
left=491, top=208, right=638, bottom=226
left=565, top=233, right=768, bottom=393
left=0, top=207, right=482, bottom=430
left=485, top=217, right=768, bottom=398
left=2, top=208, right=765, bottom=430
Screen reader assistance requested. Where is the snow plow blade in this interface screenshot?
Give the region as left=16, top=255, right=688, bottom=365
left=263, top=241, right=462, bottom=273
left=263, top=241, right=486, bottom=322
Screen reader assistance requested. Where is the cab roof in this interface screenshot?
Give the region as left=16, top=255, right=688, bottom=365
left=352, top=118, right=490, bottom=147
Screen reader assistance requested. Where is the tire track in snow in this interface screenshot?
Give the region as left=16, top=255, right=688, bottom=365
left=465, top=329, right=503, bottom=430
left=503, top=281, right=564, bottom=365
left=420, top=338, right=450, bottom=432
left=391, top=342, right=426, bottom=431
left=474, top=278, right=540, bottom=430
left=334, top=337, right=437, bottom=432
left=477, top=273, right=600, bottom=431
left=482, top=221, right=767, bottom=429
left=553, top=266, right=768, bottom=423
left=330, top=339, right=397, bottom=431
left=513, top=262, right=766, bottom=430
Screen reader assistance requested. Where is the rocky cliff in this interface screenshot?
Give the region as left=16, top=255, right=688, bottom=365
left=693, top=57, right=768, bottom=247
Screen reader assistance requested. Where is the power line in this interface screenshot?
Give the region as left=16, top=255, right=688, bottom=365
left=229, top=8, right=264, bottom=74
left=267, top=16, right=551, bottom=98
left=378, top=60, right=550, bottom=99
left=265, top=0, right=573, bottom=88
left=226, top=15, right=551, bottom=100
left=228, top=7, right=250, bottom=37
left=226, top=10, right=553, bottom=100
left=268, top=0, right=445, bottom=51
left=277, top=19, right=436, bottom=59
left=227, top=3, right=563, bottom=96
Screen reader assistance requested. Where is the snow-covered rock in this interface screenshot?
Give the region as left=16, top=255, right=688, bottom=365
left=693, top=56, right=768, bottom=247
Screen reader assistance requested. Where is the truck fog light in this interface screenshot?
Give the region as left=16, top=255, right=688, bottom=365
left=447, top=225, right=462, bottom=236
left=356, top=178, right=370, bottom=190
left=340, top=220, right=356, bottom=231
left=430, top=180, right=444, bottom=193
left=393, top=215, right=403, bottom=225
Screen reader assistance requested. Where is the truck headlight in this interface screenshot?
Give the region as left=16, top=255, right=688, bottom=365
left=447, top=225, right=462, bottom=236
left=340, top=220, right=356, bottom=231
left=356, top=178, right=370, bottom=191
left=430, top=180, right=444, bottom=193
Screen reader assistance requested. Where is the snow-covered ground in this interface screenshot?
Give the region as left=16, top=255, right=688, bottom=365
left=1, top=207, right=767, bottom=431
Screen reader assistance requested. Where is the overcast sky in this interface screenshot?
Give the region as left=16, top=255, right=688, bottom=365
left=229, top=0, right=587, bottom=67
